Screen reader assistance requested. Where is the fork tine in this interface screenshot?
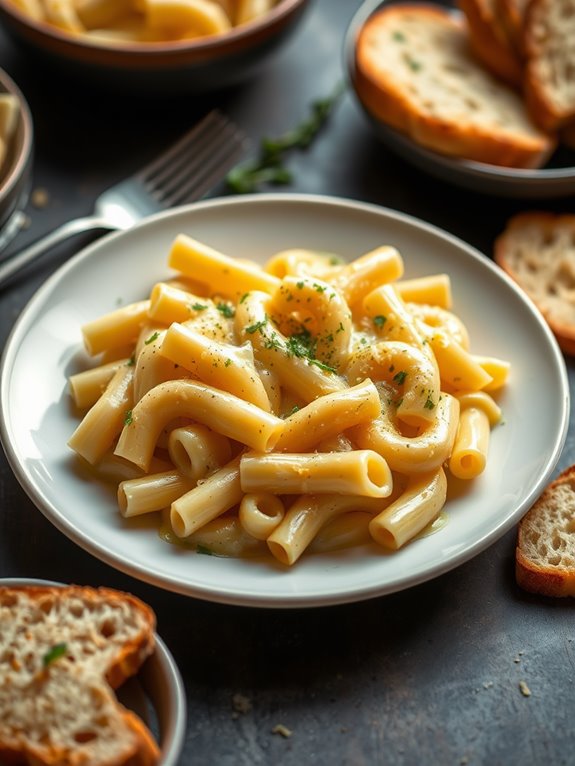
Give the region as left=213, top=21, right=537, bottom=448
left=146, top=118, right=247, bottom=198
left=154, top=130, right=248, bottom=206
left=135, top=110, right=243, bottom=185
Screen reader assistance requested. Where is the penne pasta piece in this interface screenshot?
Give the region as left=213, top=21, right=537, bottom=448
left=168, top=234, right=279, bottom=298
left=351, top=393, right=460, bottom=474
left=69, top=358, right=130, bottom=409
left=473, top=355, right=511, bottom=391
left=369, top=468, right=447, bottom=550
left=267, top=494, right=389, bottom=565
left=239, top=493, right=285, bottom=539
left=82, top=300, right=151, bottom=357
left=426, top=329, right=493, bottom=391
left=345, top=340, right=440, bottom=428
left=394, top=273, right=452, bottom=308
left=114, top=379, right=284, bottom=471
left=449, top=391, right=502, bottom=480
left=168, top=424, right=232, bottom=482
left=309, top=511, right=373, bottom=553
left=170, top=455, right=243, bottom=537
left=118, top=470, right=195, bottom=517
left=160, top=322, right=271, bottom=410
left=327, top=246, right=404, bottom=308
left=275, top=379, right=381, bottom=453
left=240, top=450, right=393, bottom=497
left=68, top=365, right=134, bottom=465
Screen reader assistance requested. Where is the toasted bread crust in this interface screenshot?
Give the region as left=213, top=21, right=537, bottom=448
left=496, top=0, right=528, bottom=53
left=523, top=0, right=575, bottom=132
left=516, top=466, right=575, bottom=597
left=494, top=211, right=575, bottom=354
left=354, top=4, right=555, bottom=168
left=0, top=585, right=160, bottom=766
left=458, top=0, right=523, bottom=85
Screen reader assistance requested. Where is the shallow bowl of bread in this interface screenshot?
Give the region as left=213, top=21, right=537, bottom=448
left=0, top=0, right=310, bottom=95
left=0, top=66, right=32, bottom=243
left=0, top=578, right=187, bottom=766
left=345, top=0, right=575, bottom=199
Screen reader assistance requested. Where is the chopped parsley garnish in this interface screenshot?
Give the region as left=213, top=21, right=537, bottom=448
left=393, top=370, right=408, bottom=385
left=216, top=302, right=235, bottom=318
left=285, top=328, right=336, bottom=373
left=424, top=396, right=435, bottom=410
left=245, top=318, right=268, bottom=334
left=406, top=55, right=422, bottom=71
left=144, top=331, right=160, bottom=345
left=124, top=409, right=133, bottom=426
left=127, top=355, right=135, bottom=367
left=191, top=302, right=207, bottom=311
left=373, top=315, right=387, bottom=328
left=43, top=642, right=67, bottom=668
left=226, top=82, right=344, bottom=194
left=392, top=30, right=406, bottom=42
left=224, top=358, right=232, bottom=367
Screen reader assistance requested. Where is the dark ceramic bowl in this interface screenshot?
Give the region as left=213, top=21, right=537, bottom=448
left=0, top=0, right=310, bottom=95
left=0, top=67, right=32, bottom=241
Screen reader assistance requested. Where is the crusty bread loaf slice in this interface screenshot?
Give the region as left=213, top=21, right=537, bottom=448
left=353, top=3, right=555, bottom=168
left=494, top=211, right=575, bottom=355
left=458, top=0, right=523, bottom=85
left=524, top=0, right=575, bottom=132
left=516, top=465, right=575, bottom=597
left=0, top=585, right=160, bottom=766
left=496, top=0, right=529, bottom=53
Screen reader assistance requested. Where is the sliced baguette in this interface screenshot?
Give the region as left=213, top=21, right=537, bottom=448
left=494, top=211, right=575, bottom=355
left=354, top=3, right=555, bottom=168
left=0, top=585, right=160, bottom=766
left=458, top=0, right=523, bottom=85
left=523, top=0, right=575, bottom=132
left=516, top=465, right=575, bottom=597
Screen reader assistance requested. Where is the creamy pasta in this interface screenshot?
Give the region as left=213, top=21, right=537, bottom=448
left=68, top=234, right=509, bottom=565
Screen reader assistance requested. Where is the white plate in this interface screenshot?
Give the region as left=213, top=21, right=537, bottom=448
left=0, top=194, right=569, bottom=607
left=345, top=0, right=575, bottom=199
left=0, top=578, right=187, bottom=766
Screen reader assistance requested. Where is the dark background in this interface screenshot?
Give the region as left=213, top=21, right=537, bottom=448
left=1, top=1, right=574, bottom=764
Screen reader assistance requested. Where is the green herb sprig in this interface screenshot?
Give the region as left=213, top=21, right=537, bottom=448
left=43, top=642, right=67, bottom=668
left=226, top=82, right=345, bottom=194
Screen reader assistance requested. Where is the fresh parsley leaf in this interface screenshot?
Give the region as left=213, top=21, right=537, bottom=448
left=124, top=409, right=133, bottom=426
left=226, top=82, right=344, bottom=194
left=144, top=331, right=160, bottom=345
left=43, top=642, right=67, bottom=668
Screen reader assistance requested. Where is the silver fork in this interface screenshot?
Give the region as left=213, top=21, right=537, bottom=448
left=0, top=110, right=248, bottom=289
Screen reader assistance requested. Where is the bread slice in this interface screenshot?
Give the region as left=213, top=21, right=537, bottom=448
left=523, top=0, right=575, bottom=132
left=0, top=585, right=160, bottom=766
left=494, top=211, right=575, bottom=355
left=516, top=465, right=575, bottom=597
left=496, top=0, right=529, bottom=53
left=458, top=0, right=523, bottom=85
left=353, top=3, right=556, bottom=168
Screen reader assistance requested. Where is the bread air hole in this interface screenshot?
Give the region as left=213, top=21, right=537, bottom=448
left=99, top=619, right=117, bottom=638
left=74, top=730, right=98, bottom=744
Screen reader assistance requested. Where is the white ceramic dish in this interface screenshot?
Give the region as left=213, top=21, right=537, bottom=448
left=345, top=0, right=575, bottom=199
left=0, top=578, right=187, bottom=766
left=0, top=194, right=569, bottom=608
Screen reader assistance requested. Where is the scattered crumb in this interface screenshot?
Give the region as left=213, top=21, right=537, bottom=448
left=514, top=657, right=521, bottom=664
left=482, top=681, right=493, bottom=689
left=231, top=693, right=252, bottom=716
left=519, top=680, right=531, bottom=697
left=31, top=187, right=49, bottom=208
left=272, top=724, right=293, bottom=738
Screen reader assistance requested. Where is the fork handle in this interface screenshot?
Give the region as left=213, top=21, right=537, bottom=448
left=0, top=215, right=117, bottom=289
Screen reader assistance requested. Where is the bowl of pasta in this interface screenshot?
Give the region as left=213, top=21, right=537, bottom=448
left=0, top=0, right=310, bottom=94
left=0, top=66, right=33, bottom=247
left=0, top=193, right=569, bottom=607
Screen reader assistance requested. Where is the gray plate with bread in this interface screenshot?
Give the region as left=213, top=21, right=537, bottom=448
left=345, top=0, right=575, bottom=198
left=0, top=580, right=187, bottom=766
